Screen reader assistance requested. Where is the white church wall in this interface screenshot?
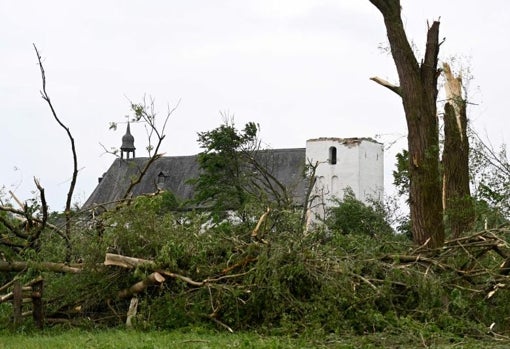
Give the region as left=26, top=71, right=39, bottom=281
left=305, top=138, right=384, bottom=221
left=358, top=140, right=384, bottom=202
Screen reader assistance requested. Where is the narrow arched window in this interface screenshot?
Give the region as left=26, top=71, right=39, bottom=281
left=329, top=146, right=337, bottom=165
left=331, top=175, right=339, bottom=192
left=157, top=171, right=167, bottom=189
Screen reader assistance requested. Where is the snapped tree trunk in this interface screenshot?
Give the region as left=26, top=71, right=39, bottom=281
left=442, top=62, right=474, bottom=237
left=370, top=0, right=445, bottom=248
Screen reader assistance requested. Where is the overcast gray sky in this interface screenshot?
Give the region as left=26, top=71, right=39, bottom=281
left=1, top=1, right=508, bottom=211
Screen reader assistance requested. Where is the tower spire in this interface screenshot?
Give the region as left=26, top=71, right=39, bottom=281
left=120, top=122, right=136, bottom=159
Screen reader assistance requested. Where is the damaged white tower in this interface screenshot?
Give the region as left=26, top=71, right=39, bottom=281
left=305, top=137, right=384, bottom=221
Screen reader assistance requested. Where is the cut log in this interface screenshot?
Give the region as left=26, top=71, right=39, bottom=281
left=118, top=272, right=165, bottom=299
left=104, top=253, right=156, bottom=269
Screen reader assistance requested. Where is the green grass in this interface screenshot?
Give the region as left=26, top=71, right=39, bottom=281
left=1, top=328, right=509, bottom=349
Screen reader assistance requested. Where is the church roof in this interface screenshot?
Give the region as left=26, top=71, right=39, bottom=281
left=83, top=148, right=307, bottom=209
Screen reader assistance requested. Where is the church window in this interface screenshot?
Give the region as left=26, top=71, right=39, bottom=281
left=157, top=171, right=167, bottom=189
left=329, top=146, right=337, bottom=165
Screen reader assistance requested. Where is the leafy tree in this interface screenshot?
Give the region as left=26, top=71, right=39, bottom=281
left=190, top=119, right=260, bottom=216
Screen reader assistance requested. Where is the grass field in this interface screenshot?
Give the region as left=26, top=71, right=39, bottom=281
left=1, top=328, right=510, bottom=349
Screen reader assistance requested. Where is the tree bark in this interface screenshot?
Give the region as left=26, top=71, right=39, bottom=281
left=31, top=278, right=44, bottom=329
left=442, top=63, right=474, bottom=237
left=0, top=261, right=82, bottom=273
left=370, top=0, right=445, bottom=248
left=13, top=281, right=22, bottom=328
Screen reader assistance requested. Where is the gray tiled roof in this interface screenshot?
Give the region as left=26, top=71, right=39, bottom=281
left=83, top=148, right=307, bottom=208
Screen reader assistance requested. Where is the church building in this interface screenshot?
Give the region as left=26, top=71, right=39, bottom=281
left=83, top=124, right=384, bottom=220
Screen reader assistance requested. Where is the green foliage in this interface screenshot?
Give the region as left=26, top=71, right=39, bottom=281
left=470, top=135, right=510, bottom=227
left=4, top=188, right=510, bottom=340
left=100, top=195, right=179, bottom=259
left=190, top=120, right=260, bottom=215
left=326, top=189, right=394, bottom=236
left=393, top=149, right=410, bottom=198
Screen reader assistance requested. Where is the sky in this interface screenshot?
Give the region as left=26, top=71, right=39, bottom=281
left=1, top=1, right=509, bottom=211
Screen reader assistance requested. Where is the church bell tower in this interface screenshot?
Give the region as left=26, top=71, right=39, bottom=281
left=120, top=122, right=136, bottom=159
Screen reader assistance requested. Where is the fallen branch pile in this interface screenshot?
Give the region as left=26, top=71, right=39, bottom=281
left=1, top=224, right=510, bottom=335
left=377, top=228, right=510, bottom=298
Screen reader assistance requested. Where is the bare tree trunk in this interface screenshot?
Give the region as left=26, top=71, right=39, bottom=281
left=370, top=0, right=445, bottom=249
left=442, top=63, right=474, bottom=237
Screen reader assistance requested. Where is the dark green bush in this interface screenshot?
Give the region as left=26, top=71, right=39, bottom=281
left=326, top=190, right=394, bottom=236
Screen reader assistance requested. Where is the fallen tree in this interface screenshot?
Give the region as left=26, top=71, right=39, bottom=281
left=0, top=261, right=82, bottom=274
left=2, top=207, right=510, bottom=338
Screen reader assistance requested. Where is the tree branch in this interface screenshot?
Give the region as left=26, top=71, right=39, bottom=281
left=121, top=98, right=179, bottom=201
left=30, top=178, right=48, bottom=246
left=33, top=44, right=78, bottom=259
left=0, top=261, right=82, bottom=273
left=370, top=76, right=402, bottom=96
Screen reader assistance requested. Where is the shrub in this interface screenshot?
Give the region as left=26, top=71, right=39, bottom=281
left=326, top=190, right=394, bottom=236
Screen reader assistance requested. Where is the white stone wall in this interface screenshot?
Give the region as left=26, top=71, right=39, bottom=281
left=358, top=140, right=384, bottom=202
left=305, top=138, right=384, bottom=221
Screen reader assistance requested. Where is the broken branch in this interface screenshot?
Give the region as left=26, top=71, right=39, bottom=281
left=370, top=76, right=402, bottom=96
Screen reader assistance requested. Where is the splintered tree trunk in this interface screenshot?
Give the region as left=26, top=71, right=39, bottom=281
left=370, top=0, right=445, bottom=248
left=442, top=63, right=474, bottom=237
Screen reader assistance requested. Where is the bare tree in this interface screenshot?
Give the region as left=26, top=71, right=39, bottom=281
left=35, top=45, right=77, bottom=258
left=0, top=46, right=76, bottom=259
left=369, top=0, right=445, bottom=248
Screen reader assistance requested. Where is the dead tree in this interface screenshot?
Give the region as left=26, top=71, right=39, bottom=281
left=442, top=62, right=474, bottom=237
left=34, top=44, right=76, bottom=260
left=370, top=0, right=445, bottom=249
